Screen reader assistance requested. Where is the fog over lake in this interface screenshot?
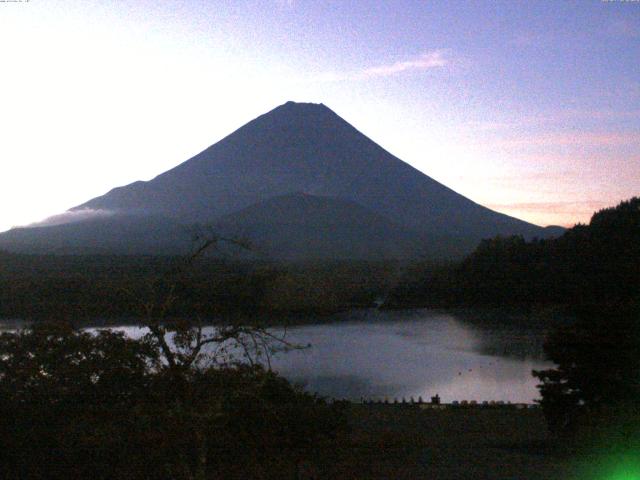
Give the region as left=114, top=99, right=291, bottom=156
left=98, top=309, right=552, bottom=404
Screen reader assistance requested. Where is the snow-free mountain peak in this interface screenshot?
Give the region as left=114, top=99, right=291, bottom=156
left=1, top=101, right=561, bottom=259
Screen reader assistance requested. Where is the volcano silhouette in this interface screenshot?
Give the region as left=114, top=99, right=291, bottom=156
left=0, top=101, right=561, bottom=259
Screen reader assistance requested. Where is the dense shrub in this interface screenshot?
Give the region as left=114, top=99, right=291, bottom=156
left=0, top=322, right=345, bottom=479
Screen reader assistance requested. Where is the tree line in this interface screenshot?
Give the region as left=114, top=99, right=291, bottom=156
left=387, top=197, right=640, bottom=309
left=0, top=254, right=396, bottom=321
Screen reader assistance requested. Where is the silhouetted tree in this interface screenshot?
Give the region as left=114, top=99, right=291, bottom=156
left=0, top=321, right=343, bottom=479
left=532, top=301, right=640, bottom=436
left=0, top=322, right=157, bottom=479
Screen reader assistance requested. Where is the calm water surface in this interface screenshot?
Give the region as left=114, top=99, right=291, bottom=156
left=268, top=309, right=550, bottom=403
left=109, top=309, right=552, bottom=403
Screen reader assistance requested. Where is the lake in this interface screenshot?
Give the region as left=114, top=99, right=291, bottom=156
left=105, top=308, right=553, bottom=404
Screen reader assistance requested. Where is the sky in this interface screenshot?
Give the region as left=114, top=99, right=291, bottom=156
left=1, top=0, right=638, bottom=232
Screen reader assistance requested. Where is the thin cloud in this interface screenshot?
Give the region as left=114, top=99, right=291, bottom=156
left=488, top=170, right=578, bottom=185
left=467, top=109, right=640, bottom=132
left=487, top=200, right=605, bottom=214
left=470, top=131, right=638, bottom=149
left=361, top=50, right=448, bottom=78
left=314, top=50, right=449, bottom=82
left=486, top=200, right=609, bottom=227
left=26, top=208, right=115, bottom=228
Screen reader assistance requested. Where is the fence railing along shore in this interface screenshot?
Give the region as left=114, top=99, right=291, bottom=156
left=330, top=397, right=539, bottom=409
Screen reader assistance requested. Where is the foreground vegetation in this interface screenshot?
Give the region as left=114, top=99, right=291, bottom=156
left=0, top=322, right=346, bottom=479
left=2, top=318, right=635, bottom=479
left=0, top=320, right=569, bottom=480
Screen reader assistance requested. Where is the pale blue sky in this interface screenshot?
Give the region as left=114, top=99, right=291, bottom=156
left=1, top=0, right=638, bottom=231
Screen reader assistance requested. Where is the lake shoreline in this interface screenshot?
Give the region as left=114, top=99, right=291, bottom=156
left=1, top=309, right=554, bottom=403
left=0, top=304, right=570, bottom=330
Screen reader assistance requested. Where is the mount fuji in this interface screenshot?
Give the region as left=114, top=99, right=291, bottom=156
left=0, top=102, right=562, bottom=259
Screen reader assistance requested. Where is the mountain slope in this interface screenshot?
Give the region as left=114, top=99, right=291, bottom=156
left=214, top=192, right=422, bottom=260
left=77, top=101, right=552, bottom=241
left=0, top=215, right=192, bottom=255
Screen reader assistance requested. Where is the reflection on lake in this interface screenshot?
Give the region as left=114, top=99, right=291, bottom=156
left=267, top=309, right=551, bottom=403
left=109, top=309, right=552, bottom=403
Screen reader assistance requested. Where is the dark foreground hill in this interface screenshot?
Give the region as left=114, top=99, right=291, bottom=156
left=0, top=101, right=561, bottom=260
left=214, top=192, right=421, bottom=260
left=386, top=197, right=640, bottom=308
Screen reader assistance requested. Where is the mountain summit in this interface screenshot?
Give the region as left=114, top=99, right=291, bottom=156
left=1, top=101, right=560, bottom=259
